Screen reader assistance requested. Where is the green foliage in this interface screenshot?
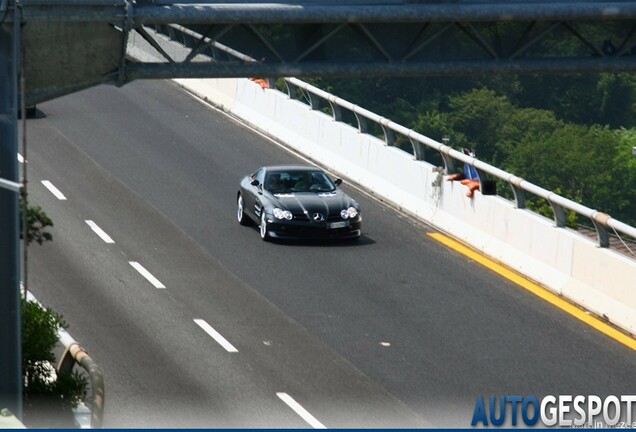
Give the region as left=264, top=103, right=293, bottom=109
left=19, top=198, right=53, bottom=245
left=495, top=106, right=561, bottom=165
left=595, top=73, right=636, bottom=127
left=444, top=89, right=514, bottom=163
left=507, top=124, right=629, bottom=220
left=22, top=298, right=87, bottom=414
left=412, top=110, right=458, bottom=145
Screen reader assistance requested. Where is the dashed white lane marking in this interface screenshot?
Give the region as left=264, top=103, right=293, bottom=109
left=85, top=220, right=115, bottom=244
left=276, top=392, right=326, bottom=429
left=129, top=261, right=166, bottom=289
left=193, top=319, right=239, bottom=353
left=41, top=180, right=67, bottom=200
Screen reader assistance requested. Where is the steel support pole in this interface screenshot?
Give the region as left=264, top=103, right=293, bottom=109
left=0, top=1, right=22, bottom=419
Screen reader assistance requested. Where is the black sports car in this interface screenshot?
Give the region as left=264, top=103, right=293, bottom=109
left=237, top=165, right=361, bottom=241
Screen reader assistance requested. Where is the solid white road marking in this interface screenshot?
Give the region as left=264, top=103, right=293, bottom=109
left=85, top=220, right=115, bottom=244
left=193, top=319, right=239, bottom=353
left=129, top=261, right=166, bottom=289
left=41, top=180, right=67, bottom=200
left=276, top=392, right=326, bottom=429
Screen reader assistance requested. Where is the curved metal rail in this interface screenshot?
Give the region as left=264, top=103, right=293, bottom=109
left=56, top=331, right=105, bottom=429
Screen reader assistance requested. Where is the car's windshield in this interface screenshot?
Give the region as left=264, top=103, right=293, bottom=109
left=264, top=170, right=336, bottom=193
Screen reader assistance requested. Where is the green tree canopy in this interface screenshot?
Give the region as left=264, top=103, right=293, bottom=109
left=507, top=124, right=628, bottom=221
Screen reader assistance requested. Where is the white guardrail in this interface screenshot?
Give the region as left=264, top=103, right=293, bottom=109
left=128, top=28, right=636, bottom=337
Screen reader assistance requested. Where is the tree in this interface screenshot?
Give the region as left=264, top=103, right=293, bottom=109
left=496, top=106, right=562, bottom=168
left=596, top=73, right=636, bottom=128
left=412, top=110, right=461, bottom=145
left=507, top=124, right=627, bottom=224
left=445, top=88, right=514, bottom=163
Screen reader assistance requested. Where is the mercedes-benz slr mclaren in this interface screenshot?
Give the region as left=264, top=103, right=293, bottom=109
left=237, top=165, right=361, bottom=241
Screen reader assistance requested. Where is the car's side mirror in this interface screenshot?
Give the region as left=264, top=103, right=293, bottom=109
left=334, top=178, right=343, bottom=186
left=251, top=179, right=260, bottom=187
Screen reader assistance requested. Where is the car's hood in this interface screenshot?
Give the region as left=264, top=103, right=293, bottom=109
left=269, top=190, right=355, bottom=215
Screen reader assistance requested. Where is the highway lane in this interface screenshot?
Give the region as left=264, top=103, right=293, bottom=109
left=24, top=79, right=636, bottom=427
left=24, top=108, right=426, bottom=428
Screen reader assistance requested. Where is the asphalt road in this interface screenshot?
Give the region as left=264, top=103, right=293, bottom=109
left=24, top=80, right=636, bottom=428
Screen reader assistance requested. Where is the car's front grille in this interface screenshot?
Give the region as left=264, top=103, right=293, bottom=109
left=291, top=212, right=344, bottom=222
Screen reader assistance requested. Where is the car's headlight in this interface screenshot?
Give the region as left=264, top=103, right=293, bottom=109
left=341, top=207, right=358, bottom=219
left=273, top=208, right=293, bottom=220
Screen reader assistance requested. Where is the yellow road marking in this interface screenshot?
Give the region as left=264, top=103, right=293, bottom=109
left=428, top=232, right=636, bottom=351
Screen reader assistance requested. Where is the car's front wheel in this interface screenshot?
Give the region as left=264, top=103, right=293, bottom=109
left=237, top=194, right=250, bottom=226
left=259, top=212, right=270, bottom=241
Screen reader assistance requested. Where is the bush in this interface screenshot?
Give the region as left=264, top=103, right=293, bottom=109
left=21, top=298, right=87, bottom=427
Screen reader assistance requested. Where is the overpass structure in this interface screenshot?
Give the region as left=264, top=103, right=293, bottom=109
left=3, top=0, right=636, bottom=419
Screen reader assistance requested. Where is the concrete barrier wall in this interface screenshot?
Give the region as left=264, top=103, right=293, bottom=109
left=129, top=32, right=636, bottom=337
